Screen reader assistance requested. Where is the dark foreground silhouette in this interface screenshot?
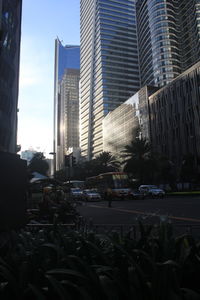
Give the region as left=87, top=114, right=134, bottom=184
left=0, top=222, right=199, bottom=299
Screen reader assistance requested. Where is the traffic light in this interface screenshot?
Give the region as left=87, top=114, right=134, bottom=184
left=64, top=155, right=70, bottom=167
left=72, top=156, right=76, bottom=166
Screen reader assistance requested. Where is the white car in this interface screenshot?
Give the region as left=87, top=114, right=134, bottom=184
left=139, top=185, right=165, bottom=197
left=70, top=188, right=84, bottom=199
left=83, top=189, right=101, bottom=201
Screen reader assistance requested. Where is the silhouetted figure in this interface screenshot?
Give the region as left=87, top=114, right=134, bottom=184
left=39, top=187, right=53, bottom=215
left=105, top=188, right=112, bottom=207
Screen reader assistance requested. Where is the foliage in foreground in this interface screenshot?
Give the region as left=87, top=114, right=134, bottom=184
left=0, top=223, right=199, bottom=299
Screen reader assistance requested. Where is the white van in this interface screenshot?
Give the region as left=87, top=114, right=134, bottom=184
left=139, top=185, right=165, bottom=197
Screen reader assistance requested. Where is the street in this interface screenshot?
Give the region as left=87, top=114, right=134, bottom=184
left=76, top=195, right=200, bottom=236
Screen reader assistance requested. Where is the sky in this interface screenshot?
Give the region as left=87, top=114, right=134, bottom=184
left=17, top=0, right=80, bottom=157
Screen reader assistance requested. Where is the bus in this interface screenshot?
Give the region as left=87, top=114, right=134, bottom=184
left=85, top=172, right=131, bottom=199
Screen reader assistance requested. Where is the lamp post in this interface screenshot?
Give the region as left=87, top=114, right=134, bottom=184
left=64, top=152, right=73, bottom=184
left=49, top=152, right=56, bottom=178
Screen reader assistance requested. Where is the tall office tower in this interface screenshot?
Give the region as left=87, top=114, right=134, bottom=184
left=179, top=0, right=200, bottom=71
left=60, top=69, right=80, bottom=154
left=136, top=0, right=200, bottom=87
left=80, top=0, right=140, bottom=160
left=54, top=39, right=80, bottom=170
left=0, top=0, right=22, bottom=153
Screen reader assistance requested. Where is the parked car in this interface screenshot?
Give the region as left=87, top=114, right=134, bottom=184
left=70, top=188, right=84, bottom=199
left=83, top=189, right=101, bottom=201
left=130, top=189, right=145, bottom=200
left=138, top=185, right=165, bottom=197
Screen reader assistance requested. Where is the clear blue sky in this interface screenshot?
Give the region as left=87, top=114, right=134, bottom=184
left=17, top=0, right=80, bottom=157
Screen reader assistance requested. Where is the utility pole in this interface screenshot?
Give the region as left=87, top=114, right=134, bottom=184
left=49, top=152, right=56, bottom=178
left=64, top=153, right=74, bottom=200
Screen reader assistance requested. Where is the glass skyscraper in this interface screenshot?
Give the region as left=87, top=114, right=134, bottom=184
left=80, top=0, right=140, bottom=160
left=179, top=0, right=200, bottom=71
left=103, top=86, right=157, bottom=157
left=136, top=0, right=200, bottom=87
left=0, top=0, right=22, bottom=153
left=54, top=39, right=80, bottom=170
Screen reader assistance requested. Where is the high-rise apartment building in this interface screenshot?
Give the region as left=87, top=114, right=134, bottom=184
left=0, top=0, right=22, bottom=153
left=54, top=39, right=80, bottom=170
left=136, top=0, right=200, bottom=87
left=80, top=0, right=140, bottom=160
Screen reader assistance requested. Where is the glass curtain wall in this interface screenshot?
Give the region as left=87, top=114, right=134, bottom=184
left=136, top=0, right=200, bottom=87
left=179, top=0, right=200, bottom=70
left=80, top=0, right=140, bottom=160
left=136, top=0, right=181, bottom=87
left=54, top=39, right=80, bottom=170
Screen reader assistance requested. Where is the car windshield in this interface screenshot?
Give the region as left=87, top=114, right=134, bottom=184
left=85, top=190, right=97, bottom=194
left=71, top=188, right=82, bottom=192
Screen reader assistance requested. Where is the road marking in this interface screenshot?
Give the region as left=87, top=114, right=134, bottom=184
left=87, top=204, right=200, bottom=223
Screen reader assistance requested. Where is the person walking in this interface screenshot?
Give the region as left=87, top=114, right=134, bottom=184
left=106, top=187, right=113, bottom=207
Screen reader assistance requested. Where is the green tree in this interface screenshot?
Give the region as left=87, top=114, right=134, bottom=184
left=121, top=137, right=156, bottom=184
left=180, top=154, right=198, bottom=183
left=94, top=151, right=120, bottom=173
left=28, top=152, right=49, bottom=176
left=71, top=159, right=99, bottom=180
left=54, top=168, right=66, bottom=181
left=157, top=156, right=176, bottom=183
left=70, top=152, right=120, bottom=180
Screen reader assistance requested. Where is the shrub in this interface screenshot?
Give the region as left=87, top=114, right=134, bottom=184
left=0, top=223, right=199, bottom=299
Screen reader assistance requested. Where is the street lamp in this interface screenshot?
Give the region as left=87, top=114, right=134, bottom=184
left=49, top=152, right=56, bottom=178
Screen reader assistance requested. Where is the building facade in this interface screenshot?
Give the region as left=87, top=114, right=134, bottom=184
left=59, top=69, right=80, bottom=157
left=0, top=0, right=22, bottom=153
left=80, top=0, right=140, bottom=160
left=136, top=0, right=200, bottom=87
left=179, top=0, right=200, bottom=71
left=103, top=86, right=157, bottom=157
left=103, top=62, right=200, bottom=177
left=54, top=39, right=80, bottom=170
left=149, top=61, right=200, bottom=173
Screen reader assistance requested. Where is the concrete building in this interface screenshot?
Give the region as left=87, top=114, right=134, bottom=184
left=54, top=39, right=80, bottom=170
left=103, top=61, right=200, bottom=176
left=0, top=0, right=22, bottom=153
left=136, top=0, right=200, bottom=87
left=149, top=61, right=200, bottom=173
left=80, top=0, right=140, bottom=160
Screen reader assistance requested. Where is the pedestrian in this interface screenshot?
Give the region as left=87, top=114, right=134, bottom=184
left=106, top=187, right=113, bottom=207
left=39, top=187, right=53, bottom=215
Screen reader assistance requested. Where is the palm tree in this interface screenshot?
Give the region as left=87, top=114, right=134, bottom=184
left=95, top=151, right=120, bottom=172
left=121, top=138, right=154, bottom=183
left=157, top=155, right=176, bottom=183
left=72, top=152, right=120, bottom=180
left=28, top=152, right=49, bottom=176
left=180, top=154, right=198, bottom=183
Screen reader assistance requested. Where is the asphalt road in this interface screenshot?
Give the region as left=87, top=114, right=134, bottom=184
left=76, top=195, right=200, bottom=236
